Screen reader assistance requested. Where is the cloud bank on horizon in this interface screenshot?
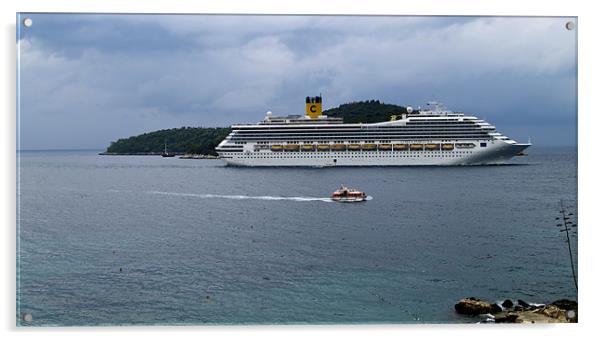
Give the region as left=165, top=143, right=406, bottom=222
left=18, top=14, right=577, bottom=149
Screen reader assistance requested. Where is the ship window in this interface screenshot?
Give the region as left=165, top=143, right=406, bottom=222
left=480, top=142, right=487, bottom=147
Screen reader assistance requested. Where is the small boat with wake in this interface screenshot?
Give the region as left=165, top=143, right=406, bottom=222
left=331, top=185, right=367, bottom=202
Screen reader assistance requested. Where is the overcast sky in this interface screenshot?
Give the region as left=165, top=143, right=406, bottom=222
left=17, top=14, right=577, bottom=149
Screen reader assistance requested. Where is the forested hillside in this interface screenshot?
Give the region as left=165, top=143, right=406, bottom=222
left=323, top=100, right=409, bottom=123
left=104, top=127, right=231, bottom=155
left=103, top=100, right=409, bottom=154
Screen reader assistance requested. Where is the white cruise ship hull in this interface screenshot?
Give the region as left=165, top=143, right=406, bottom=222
left=216, top=101, right=532, bottom=167
left=219, top=141, right=529, bottom=167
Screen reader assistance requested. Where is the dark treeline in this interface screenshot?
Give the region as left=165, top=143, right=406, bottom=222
left=105, top=127, right=231, bottom=155
left=104, top=100, right=409, bottom=154
left=323, top=100, right=409, bottom=123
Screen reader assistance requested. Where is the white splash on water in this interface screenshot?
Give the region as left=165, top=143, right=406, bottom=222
left=108, top=189, right=372, bottom=203
left=146, top=190, right=335, bottom=203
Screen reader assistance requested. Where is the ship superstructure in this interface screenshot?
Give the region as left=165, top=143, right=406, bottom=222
left=216, top=96, right=530, bottom=166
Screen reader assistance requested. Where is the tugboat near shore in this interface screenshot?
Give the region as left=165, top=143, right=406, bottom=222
left=331, top=185, right=367, bottom=202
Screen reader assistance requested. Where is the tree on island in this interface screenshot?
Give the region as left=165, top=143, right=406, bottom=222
left=103, top=100, right=410, bottom=154
left=106, top=127, right=231, bottom=155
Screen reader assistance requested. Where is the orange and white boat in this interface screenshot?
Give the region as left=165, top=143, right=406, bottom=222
left=331, top=185, right=367, bottom=202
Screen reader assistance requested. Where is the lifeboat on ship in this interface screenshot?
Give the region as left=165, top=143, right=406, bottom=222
left=378, top=144, right=392, bottom=151
left=270, top=144, right=283, bottom=152
left=331, top=185, right=367, bottom=203
left=300, top=144, right=315, bottom=151
left=284, top=144, right=300, bottom=151
left=347, top=144, right=361, bottom=151
left=393, top=143, right=409, bottom=150
left=361, top=143, right=376, bottom=151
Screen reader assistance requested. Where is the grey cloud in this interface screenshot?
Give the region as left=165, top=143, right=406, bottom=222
left=18, top=14, right=576, bottom=149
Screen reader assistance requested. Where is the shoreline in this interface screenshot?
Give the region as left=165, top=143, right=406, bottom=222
left=98, top=152, right=218, bottom=159
left=455, top=297, right=578, bottom=323
left=98, top=152, right=170, bottom=156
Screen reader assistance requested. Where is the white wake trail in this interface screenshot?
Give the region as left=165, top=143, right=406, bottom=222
left=146, top=190, right=335, bottom=203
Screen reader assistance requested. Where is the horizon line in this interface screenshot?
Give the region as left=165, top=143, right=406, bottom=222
left=17, top=145, right=578, bottom=152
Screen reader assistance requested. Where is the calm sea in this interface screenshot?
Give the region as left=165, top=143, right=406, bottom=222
left=16, top=147, right=577, bottom=326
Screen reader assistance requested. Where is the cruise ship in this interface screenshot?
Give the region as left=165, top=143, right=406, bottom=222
left=216, top=96, right=531, bottom=167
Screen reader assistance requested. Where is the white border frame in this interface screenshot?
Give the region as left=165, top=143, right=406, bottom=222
left=3, top=1, right=597, bottom=339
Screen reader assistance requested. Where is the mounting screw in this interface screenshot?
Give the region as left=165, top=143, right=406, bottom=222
left=22, top=312, right=33, bottom=322
left=23, top=18, right=33, bottom=27
left=565, top=21, right=575, bottom=30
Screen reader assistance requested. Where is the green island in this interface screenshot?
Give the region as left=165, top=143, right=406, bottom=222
left=101, top=100, right=408, bottom=156
left=323, top=100, right=408, bottom=123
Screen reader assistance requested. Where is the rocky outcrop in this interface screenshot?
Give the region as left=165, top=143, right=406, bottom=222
left=454, top=297, right=502, bottom=315
left=551, top=299, right=578, bottom=312
left=502, top=299, right=513, bottom=308
left=455, top=297, right=578, bottom=323
left=517, top=299, right=531, bottom=308
left=494, top=313, right=519, bottom=323
left=537, top=305, right=567, bottom=321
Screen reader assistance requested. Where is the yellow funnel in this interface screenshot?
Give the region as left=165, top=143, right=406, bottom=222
left=305, top=96, right=322, bottom=119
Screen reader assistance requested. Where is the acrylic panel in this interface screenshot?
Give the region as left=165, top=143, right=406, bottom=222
left=16, top=13, right=578, bottom=326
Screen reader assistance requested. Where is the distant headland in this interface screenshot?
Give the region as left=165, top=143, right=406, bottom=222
left=100, top=100, right=409, bottom=156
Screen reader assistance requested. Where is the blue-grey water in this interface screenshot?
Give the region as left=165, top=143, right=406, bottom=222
left=17, top=148, right=577, bottom=326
